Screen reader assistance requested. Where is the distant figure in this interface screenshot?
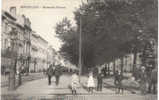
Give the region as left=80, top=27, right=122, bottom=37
left=139, top=66, right=147, bottom=95
left=54, top=65, right=62, bottom=86
left=17, top=66, right=23, bottom=86
left=114, top=70, right=118, bottom=86
left=87, top=72, right=95, bottom=93
left=148, top=68, right=157, bottom=94
left=133, top=66, right=140, bottom=81
left=115, top=70, right=124, bottom=94
left=97, top=72, right=104, bottom=91
left=46, top=65, right=53, bottom=85
left=71, top=71, right=79, bottom=95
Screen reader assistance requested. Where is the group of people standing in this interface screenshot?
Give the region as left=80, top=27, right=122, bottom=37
left=46, top=64, right=157, bottom=95
left=137, top=66, right=157, bottom=94
left=114, top=65, right=157, bottom=95
left=71, top=71, right=104, bottom=95
left=87, top=72, right=104, bottom=93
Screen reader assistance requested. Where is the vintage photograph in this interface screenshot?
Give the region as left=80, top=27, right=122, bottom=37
left=1, top=0, right=158, bottom=100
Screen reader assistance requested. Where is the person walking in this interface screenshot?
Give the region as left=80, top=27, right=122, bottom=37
left=87, top=72, right=95, bottom=93
left=97, top=72, right=104, bottom=91
left=71, top=71, right=79, bottom=95
left=114, top=70, right=124, bottom=94
left=148, top=68, right=157, bottom=94
left=54, top=65, right=62, bottom=86
left=18, top=66, right=23, bottom=86
left=139, top=66, right=147, bottom=95
left=46, top=64, right=53, bottom=85
left=117, top=71, right=124, bottom=94
left=114, top=70, right=118, bottom=85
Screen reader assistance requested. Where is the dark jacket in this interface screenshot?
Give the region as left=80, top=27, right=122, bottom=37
left=54, top=67, right=62, bottom=76
left=97, top=73, right=103, bottom=84
left=47, top=67, right=54, bottom=76
left=115, top=73, right=123, bottom=87
left=139, top=71, right=147, bottom=83
left=151, top=69, right=157, bottom=83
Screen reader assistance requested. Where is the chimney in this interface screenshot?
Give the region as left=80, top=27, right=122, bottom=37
left=10, top=7, right=16, bottom=17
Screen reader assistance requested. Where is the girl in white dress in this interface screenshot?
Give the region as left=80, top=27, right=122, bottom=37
left=71, top=71, right=79, bottom=95
left=87, top=72, right=95, bottom=93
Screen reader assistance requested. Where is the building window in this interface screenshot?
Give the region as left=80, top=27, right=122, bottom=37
left=4, top=39, right=11, bottom=49
left=5, top=23, right=9, bottom=33
left=2, top=22, right=5, bottom=32
left=1, top=37, right=4, bottom=49
left=5, top=23, right=7, bottom=32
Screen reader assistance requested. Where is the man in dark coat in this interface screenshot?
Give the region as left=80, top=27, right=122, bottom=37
left=54, top=65, right=62, bottom=86
left=114, top=70, right=118, bottom=86
left=148, top=68, right=157, bottom=94
left=97, top=72, right=104, bottom=91
left=114, top=70, right=123, bottom=94
left=47, top=64, right=53, bottom=85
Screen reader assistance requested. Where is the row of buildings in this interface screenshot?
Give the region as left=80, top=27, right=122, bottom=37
left=97, top=53, right=142, bottom=73
left=1, top=7, right=57, bottom=74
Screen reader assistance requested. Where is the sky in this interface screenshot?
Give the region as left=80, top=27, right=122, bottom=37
left=2, top=0, right=86, bottom=51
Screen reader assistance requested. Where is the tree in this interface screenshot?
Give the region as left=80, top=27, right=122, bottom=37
left=55, top=18, right=79, bottom=66
left=55, top=0, right=157, bottom=74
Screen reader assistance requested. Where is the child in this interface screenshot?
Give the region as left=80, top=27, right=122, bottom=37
left=87, top=72, right=95, bottom=93
left=71, top=71, right=79, bottom=95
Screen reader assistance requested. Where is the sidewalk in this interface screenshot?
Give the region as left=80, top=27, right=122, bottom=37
left=1, top=72, right=46, bottom=96
left=1, top=73, right=45, bottom=87
left=1, top=75, right=114, bottom=97
left=1, top=74, right=157, bottom=100
left=1, top=75, right=139, bottom=96
left=102, top=78, right=141, bottom=94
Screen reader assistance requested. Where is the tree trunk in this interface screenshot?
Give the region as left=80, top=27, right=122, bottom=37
left=28, top=59, right=30, bottom=74
left=121, top=57, right=124, bottom=75
left=133, top=50, right=137, bottom=74
left=9, top=43, right=16, bottom=90
left=108, top=63, right=110, bottom=75
left=34, top=63, right=36, bottom=72
left=113, top=60, right=116, bottom=75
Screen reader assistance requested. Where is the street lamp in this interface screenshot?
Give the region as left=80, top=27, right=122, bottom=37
left=78, top=11, right=82, bottom=82
left=8, top=28, right=18, bottom=90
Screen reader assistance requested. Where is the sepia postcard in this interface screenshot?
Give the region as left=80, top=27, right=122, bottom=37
left=1, top=0, right=158, bottom=100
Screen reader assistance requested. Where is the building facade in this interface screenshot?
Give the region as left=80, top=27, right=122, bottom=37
left=2, top=7, right=57, bottom=74
left=1, top=7, right=32, bottom=74
left=30, top=32, right=57, bottom=72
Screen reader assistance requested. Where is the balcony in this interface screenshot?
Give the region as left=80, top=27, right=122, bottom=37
left=1, top=48, right=17, bottom=58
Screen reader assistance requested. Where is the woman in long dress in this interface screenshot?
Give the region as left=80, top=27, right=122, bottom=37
left=87, top=72, right=95, bottom=93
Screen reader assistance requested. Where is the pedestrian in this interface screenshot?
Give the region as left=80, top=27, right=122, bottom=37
left=115, top=70, right=124, bottom=94
left=54, top=65, right=62, bottom=86
left=97, top=72, right=104, bottom=91
left=139, top=66, right=147, bottom=95
left=147, top=64, right=153, bottom=93
left=46, top=64, right=53, bottom=85
left=71, top=71, right=79, bottom=95
left=87, top=72, right=95, bottom=93
left=133, top=66, right=140, bottom=81
left=18, top=66, right=23, bottom=86
left=114, top=70, right=118, bottom=87
left=148, top=68, right=157, bottom=94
